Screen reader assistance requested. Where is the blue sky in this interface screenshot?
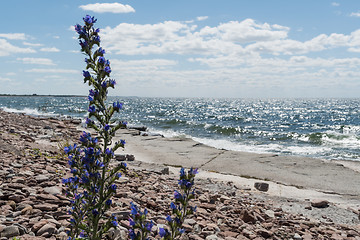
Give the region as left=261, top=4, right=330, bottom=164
left=1, top=0, right=360, bottom=98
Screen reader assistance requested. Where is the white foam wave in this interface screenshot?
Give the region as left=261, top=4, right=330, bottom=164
left=1, top=106, right=56, bottom=117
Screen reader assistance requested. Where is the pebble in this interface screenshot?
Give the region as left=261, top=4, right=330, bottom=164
left=311, top=199, right=329, bottom=208
left=0, top=109, right=359, bottom=239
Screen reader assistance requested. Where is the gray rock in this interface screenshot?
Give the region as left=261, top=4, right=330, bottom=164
left=57, top=231, right=68, bottom=240
left=293, top=233, right=302, bottom=240
left=264, top=210, right=275, bottom=218
left=161, top=166, right=169, bottom=175
left=35, top=174, right=50, bottom=182
left=13, top=223, right=28, bottom=235
left=206, top=235, right=220, bottom=240
left=254, top=182, right=269, bottom=192
left=0, top=225, right=20, bottom=238
left=311, top=199, right=329, bottom=208
left=115, top=154, right=127, bottom=161
left=43, top=186, right=62, bottom=195
left=36, top=223, right=56, bottom=236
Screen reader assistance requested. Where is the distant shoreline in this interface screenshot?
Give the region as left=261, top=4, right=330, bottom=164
left=0, top=94, right=86, bottom=97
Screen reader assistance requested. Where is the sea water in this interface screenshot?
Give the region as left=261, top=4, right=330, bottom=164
left=0, top=96, right=359, bottom=161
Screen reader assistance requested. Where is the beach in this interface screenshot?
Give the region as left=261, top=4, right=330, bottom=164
left=1, top=109, right=360, bottom=239
left=116, top=128, right=360, bottom=206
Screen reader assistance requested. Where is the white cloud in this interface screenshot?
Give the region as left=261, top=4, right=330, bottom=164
left=100, top=17, right=360, bottom=58
left=40, top=47, right=60, bottom=52
left=25, top=68, right=77, bottom=74
left=17, top=57, right=55, bottom=65
left=197, top=16, right=208, bottom=21
left=0, top=33, right=26, bottom=40
left=0, top=39, right=36, bottom=56
left=79, top=3, right=135, bottom=13
left=101, top=19, right=289, bottom=56
left=350, top=12, right=360, bottom=17
left=23, top=42, right=43, bottom=47
left=0, top=77, right=11, bottom=82
left=111, top=58, right=177, bottom=71
left=331, top=2, right=340, bottom=7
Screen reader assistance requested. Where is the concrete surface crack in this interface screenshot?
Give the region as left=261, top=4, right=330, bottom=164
left=200, top=150, right=227, bottom=168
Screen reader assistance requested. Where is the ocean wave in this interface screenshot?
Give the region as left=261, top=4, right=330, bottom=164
left=206, top=124, right=242, bottom=135
left=1, top=106, right=56, bottom=117
left=296, top=130, right=360, bottom=149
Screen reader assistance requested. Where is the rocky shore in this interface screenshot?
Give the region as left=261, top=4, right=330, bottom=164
left=1, top=109, right=360, bottom=239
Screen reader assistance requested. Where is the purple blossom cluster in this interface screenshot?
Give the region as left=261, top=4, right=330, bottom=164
left=128, top=202, right=154, bottom=240
left=127, top=168, right=198, bottom=239
left=63, top=15, right=127, bottom=240
left=159, top=168, right=198, bottom=239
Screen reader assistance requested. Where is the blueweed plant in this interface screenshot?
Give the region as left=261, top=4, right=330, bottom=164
left=159, top=167, right=198, bottom=239
left=62, top=15, right=127, bottom=240
left=128, top=202, right=154, bottom=239
left=129, top=168, right=198, bottom=239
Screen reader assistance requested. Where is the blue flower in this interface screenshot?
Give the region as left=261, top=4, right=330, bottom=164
left=104, top=66, right=111, bottom=74
left=166, top=215, right=172, bottom=222
left=86, top=147, right=94, bottom=155
left=92, top=209, right=99, bottom=215
left=120, top=139, right=126, bottom=145
left=88, top=105, right=96, bottom=113
left=83, top=70, right=91, bottom=78
left=113, top=101, right=123, bottom=111
left=75, top=193, right=82, bottom=200
left=170, top=202, right=176, bottom=210
left=159, top=228, right=166, bottom=238
left=110, top=184, right=117, bottom=192
left=75, top=24, right=82, bottom=34
left=129, top=229, right=136, bottom=240
left=105, top=148, right=113, bottom=156
left=81, top=176, right=90, bottom=184
left=190, top=167, right=199, bottom=175
left=129, top=218, right=135, bottom=226
left=116, top=172, right=122, bottom=178
left=79, top=131, right=90, bottom=143
left=146, top=221, right=153, bottom=231
left=106, top=199, right=112, bottom=206
left=104, top=124, right=110, bottom=131
left=98, top=47, right=105, bottom=55
left=174, top=190, right=182, bottom=199
left=112, top=220, right=118, bottom=227
left=101, top=81, right=108, bottom=89
left=68, top=159, right=75, bottom=167
left=109, top=79, right=116, bottom=87
left=64, top=147, right=70, bottom=154
left=98, top=56, right=105, bottom=64
left=180, top=168, right=185, bottom=177
left=93, top=35, right=101, bottom=43
left=79, top=40, right=88, bottom=48
left=83, top=15, right=97, bottom=25
left=130, top=202, right=138, bottom=215
left=89, top=89, right=98, bottom=96
left=95, top=160, right=104, bottom=168
left=62, top=178, right=69, bottom=184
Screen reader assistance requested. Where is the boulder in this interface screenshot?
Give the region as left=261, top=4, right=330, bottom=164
left=254, top=182, right=269, bottom=192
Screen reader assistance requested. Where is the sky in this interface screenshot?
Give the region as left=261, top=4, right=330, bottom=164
left=1, top=0, right=360, bottom=98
